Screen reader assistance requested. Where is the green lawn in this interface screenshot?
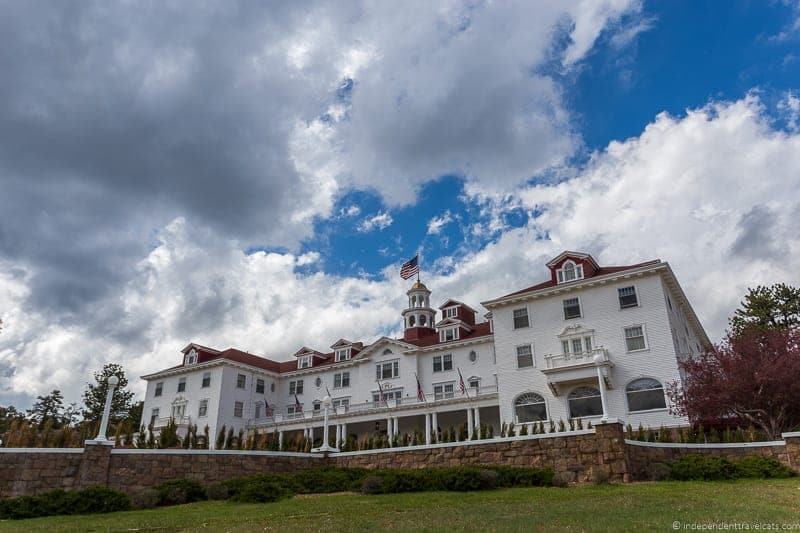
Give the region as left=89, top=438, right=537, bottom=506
left=3, top=479, right=799, bottom=532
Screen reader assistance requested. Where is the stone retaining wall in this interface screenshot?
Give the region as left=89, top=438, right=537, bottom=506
left=0, top=423, right=798, bottom=497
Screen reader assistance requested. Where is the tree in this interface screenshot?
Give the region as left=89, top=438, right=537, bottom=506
left=729, top=283, right=800, bottom=337
left=82, top=363, right=134, bottom=424
left=27, top=389, right=66, bottom=429
left=668, top=328, right=800, bottom=440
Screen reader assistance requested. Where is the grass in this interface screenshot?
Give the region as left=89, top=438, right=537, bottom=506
left=3, top=479, right=799, bottom=532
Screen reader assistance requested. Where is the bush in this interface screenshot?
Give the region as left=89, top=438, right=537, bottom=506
left=592, top=467, right=610, bottom=485
left=490, top=466, right=554, bottom=487
left=669, top=455, right=738, bottom=481
left=734, top=456, right=797, bottom=479
left=129, top=488, right=159, bottom=510
left=206, top=482, right=230, bottom=501
left=550, top=472, right=571, bottom=487
left=291, top=467, right=367, bottom=493
left=154, top=479, right=207, bottom=506
left=0, top=486, right=130, bottom=520
left=360, top=476, right=384, bottom=495
left=230, top=479, right=292, bottom=503
left=645, top=462, right=671, bottom=482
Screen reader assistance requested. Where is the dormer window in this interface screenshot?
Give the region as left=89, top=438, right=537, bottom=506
left=298, top=355, right=312, bottom=369
left=335, top=348, right=350, bottom=362
left=439, top=327, right=459, bottom=342
left=557, top=260, right=584, bottom=284
left=443, top=307, right=458, bottom=318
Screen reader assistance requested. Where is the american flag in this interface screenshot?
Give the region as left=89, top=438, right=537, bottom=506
left=415, top=373, right=425, bottom=402
left=400, top=255, right=419, bottom=280
left=458, top=368, right=467, bottom=395
left=294, top=394, right=303, bottom=413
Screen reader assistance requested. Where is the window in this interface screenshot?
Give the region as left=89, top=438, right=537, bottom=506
left=433, top=383, right=455, bottom=400
left=233, top=401, right=243, bottom=418
left=149, top=408, right=159, bottom=427
left=313, top=401, right=321, bottom=412
left=373, top=389, right=402, bottom=405
left=618, top=286, right=638, bottom=309
left=624, top=325, right=647, bottom=351
left=568, top=387, right=603, bottom=418
left=513, top=308, right=530, bottom=329
left=557, top=261, right=584, bottom=284
left=335, top=348, right=350, bottom=362
left=563, top=298, right=581, bottom=319
left=382, top=348, right=393, bottom=355
left=468, top=378, right=480, bottom=392
left=177, top=377, right=186, bottom=392
left=256, top=378, right=265, bottom=394
left=439, top=327, right=458, bottom=342
left=236, top=373, right=246, bottom=389
left=298, top=356, right=312, bottom=369
left=514, top=392, right=547, bottom=423
left=332, top=397, right=350, bottom=411
left=255, top=402, right=262, bottom=419
left=315, top=376, right=322, bottom=388
left=289, top=380, right=304, bottom=395
left=468, top=350, right=478, bottom=363
left=171, top=404, right=185, bottom=419
left=433, top=354, right=453, bottom=372
left=186, top=351, right=197, bottom=364
left=444, top=307, right=458, bottom=318
left=154, top=382, right=163, bottom=397
left=202, top=372, right=211, bottom=388
left=334, top=372, right=350, bottom=388
left=287, top=405, right=301, bottom=419
left=516, top=344, right=534, bottom=368
left=376, top=361, right=399, bottom=380
left=626, top=378, right=666, bottom=412
left=198, top=399, right=208, bottom=417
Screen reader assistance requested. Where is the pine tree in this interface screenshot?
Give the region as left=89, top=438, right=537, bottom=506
left=81, top=363, right=134, bottom=425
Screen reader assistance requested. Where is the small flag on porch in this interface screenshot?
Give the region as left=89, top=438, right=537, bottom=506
left=377, top=381, right=387, bottom=403
left=400, top=255, right=419, bottom=280
left=458, top=368, right=467, bottom=395
left=264, top=397, right=273, bottom=417
left=416, top=374, right=425, bottom=402
left=294, top=394, right=303, bottom=413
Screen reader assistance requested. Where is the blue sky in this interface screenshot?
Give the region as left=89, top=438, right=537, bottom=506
left=298, top=0, right=800, bottom=280
left=1, top=0, right=799, bottom=407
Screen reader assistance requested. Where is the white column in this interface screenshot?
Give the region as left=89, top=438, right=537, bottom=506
left=425, top=413, right=431, bottom=445
left=467, top=408, right=474, bottom=439
left=432, top=412, right=439, bottom=443
left=594, top=355, right=610, bottom=422
left=92, top=376, right=119, bottom=442
left=387, top=416, right=393, bottom=442
left=474, top=408, right=481, bottom=437
left=342, top=423, right=347, bottom=446
left=393, top=417, right=399, bottom=438
left=309, top=426, right=315, bottom=442
left=335, top=424, right=341, bottom=448
left=278, top=431, right=284, bottom=449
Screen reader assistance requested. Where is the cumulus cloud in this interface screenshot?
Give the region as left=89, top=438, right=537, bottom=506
left=427, top=211, right=453, bottom=235
left=357, top=212, right=394, bottom=233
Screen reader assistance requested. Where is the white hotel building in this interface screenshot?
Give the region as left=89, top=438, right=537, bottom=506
left=140, top=251, right=709, bottom=448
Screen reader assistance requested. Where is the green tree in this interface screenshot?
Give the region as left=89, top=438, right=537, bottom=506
left=27, top=389, right=66, bottom=429
left=729, top=283, right=800, bottom=336
left=81, top=363, right=134, bottom=424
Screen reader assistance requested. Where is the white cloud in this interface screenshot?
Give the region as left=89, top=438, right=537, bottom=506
left=778, top=91, right=800, bottom=132
left=427, top=211, right=453, bottom=235
left=357, top=212, right=394, bottom=233
left=340, top=205, right=362, bottom=217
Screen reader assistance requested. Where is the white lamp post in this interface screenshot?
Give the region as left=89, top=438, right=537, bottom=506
left=593, top=354, right=610, bottom=423
left=93, top=375, right=119, bottom=443
left=311, top=395, right=338, bottom=453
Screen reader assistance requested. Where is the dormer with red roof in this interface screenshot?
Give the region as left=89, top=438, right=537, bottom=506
left=330, top=339, right=364, bottom=362
left=546, top=251, right=600, bottom=285
left=439, top=299, right=477, bottom=326
left=293, top=346, right=328, bottom=370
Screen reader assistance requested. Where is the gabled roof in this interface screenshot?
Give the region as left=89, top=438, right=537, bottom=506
left=434, top=317, right=474, bottom=332
left=181, top=343, right=220, bottom=355
left=545, top=251, right=600, bottom=269
left=407, top=321, right=493, bottom=348
left=293, top=346, right=327, bottom=358
left=494, top=260, right=661, bottom=301
left=330, top=338, right=355, bottom=349
left=438, top=299, right=476, bottom=313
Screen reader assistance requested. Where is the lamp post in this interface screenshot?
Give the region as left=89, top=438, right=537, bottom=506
left=593, top=354, right=610, bottom=423
left=93, top=375, right=119, bottom=442
left=311, top=395, right=338, bottom=453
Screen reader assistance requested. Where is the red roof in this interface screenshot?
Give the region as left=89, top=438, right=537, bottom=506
left=406, top=321, right=493, bottom=348
left=498, top=260, right=661, bottom=299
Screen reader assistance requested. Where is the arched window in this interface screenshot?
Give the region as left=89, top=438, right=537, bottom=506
left=626, top=378, right=666, bottom=412
left=408, top=315, right=416, bottom=327
left=563, top=261, right=575, bottom=281
left=514, top=392, right=547, bottom=423
left=568, top=386, right=602, bottom=418
left=420, top=315, right=427, bottom=326
left=382, top=348, right=393, bottom=355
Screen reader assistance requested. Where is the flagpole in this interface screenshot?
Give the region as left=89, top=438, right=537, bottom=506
left=459, top=368, right=471, bottom=401
left=414, top=372, right=428, bottom=405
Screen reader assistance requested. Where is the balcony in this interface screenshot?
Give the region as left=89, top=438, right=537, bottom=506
left=541, top=348, right=613, bottom=396
left=152, top=415, right=192, bottom=429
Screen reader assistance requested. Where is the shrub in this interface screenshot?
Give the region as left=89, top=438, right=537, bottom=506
left=668, top=455, right=739, bottom=481
left=360, top=476, right=384, bottom=495
left=129, top=488, right=159, bottom=510
left=291, top=467, right=368, bottom=493
left=206, top=482, right=230, bottom=501
left=592, top=467, right=611, bottom=485
left=550, top=472, right=571, bottom=487
left=230, top=480, right=292, bottom=503
left=490, top=466, right=554, bottom=487
left=154, top=479, right=207, bottom=506
left=0, top=486, right=130, bottom=520
left=734, top=456, right=797, bottom=479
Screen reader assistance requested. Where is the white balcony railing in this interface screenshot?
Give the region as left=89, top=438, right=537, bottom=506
left=543, top=347, right=609, bottom=370
left=152, top=415, right=192, bottom=428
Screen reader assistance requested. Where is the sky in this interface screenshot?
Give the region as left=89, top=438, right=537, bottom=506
left=1, top=0, right=799, bottom=409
